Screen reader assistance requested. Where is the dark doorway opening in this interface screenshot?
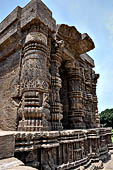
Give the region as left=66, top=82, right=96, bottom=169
left=59, top=62, right=69, bottom=129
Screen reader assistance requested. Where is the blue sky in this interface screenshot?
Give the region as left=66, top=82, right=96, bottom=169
left=0, top=0, right=113, bottom=112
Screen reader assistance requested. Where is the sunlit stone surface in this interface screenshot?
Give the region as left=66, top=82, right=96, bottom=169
left=0, top=0, right=112, bottom=169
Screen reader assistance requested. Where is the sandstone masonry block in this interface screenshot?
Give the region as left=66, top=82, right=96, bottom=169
left=0, top=132, right=15, bottom=159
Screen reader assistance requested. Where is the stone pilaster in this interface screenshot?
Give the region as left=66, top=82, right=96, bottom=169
left=18, top=32, right=50, bottom=131
left=65, top=60, right=85, bottom=129
left=92, top=71, right=100, bottom=128
left=50, top=49, right=63, bottom=130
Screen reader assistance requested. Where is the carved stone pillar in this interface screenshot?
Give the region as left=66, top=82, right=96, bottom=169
left=84, top=67, right=92, bottom=128
left=18, top=32, right=50, bottom=131
left=65, top=60, right=85, bottom=129
left=92, top=71, right=100, bottom=128
left=50, top=49, right=63, bottom=130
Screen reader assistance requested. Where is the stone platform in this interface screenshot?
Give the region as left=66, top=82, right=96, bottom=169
left=0, top=157, right=24, bottom=170
left=103, top=154, right=113, bottom=170
left=0, top=128, right=112, bottom=170
left=0, top=132, right=37, bottom=170
left=0, top=157, right=37, bottom=170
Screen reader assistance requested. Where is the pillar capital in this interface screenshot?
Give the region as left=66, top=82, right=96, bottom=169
left=25, top=32, right=47, bottom=46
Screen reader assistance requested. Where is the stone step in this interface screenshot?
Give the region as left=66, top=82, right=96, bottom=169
left=0, top=157, right=37, bottom=170
left=9, top=166, right=37, bottom=170
left=0, top=157, right=23, bottom=170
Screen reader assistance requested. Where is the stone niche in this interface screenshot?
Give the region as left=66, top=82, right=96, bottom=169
left=0, top=0, right=112, bottom=170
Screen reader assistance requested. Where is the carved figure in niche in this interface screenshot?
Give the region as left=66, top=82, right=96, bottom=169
left=48, top=151, right=56, bottom=169
left=39, top=93, right=51, bottom=122
left=69, top=80, right=75, bottom=91
left=42, top=150, right=56, bottom=170
left=26, top=151, right=40, bottom=168
left=68, top=143, right=73, bottom=162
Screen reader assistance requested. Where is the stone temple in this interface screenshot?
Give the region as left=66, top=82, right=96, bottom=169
left=0, top=0, right=112, bottom=169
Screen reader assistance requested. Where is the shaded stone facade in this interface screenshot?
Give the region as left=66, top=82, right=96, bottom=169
left=0, top=0, right=112, bottom=169
left=0, top=0, right=99, bottom=131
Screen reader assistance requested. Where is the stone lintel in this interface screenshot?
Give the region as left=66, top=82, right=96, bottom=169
left=0, top=6, right=21, bottom=34
left=55, top=24, right=95, bottom=58
left=80, top=53, right=95, bottom=67
left=0, top=6, right=22, bottom=61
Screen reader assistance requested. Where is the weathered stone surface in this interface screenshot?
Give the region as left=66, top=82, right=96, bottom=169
left=0, top=132, right=15, bottom=159
left=21, top=0, right=56, bottom=31
left=0, top=7, right=21, bottom=34
left=55, top=24, right=95, bottom=56
left=103, top=154, right=113, bottom=170
left=9, top=166, right=37, bottom=170
left=0, top=0, right=112, bottom=170
left=0, top=157, right=23, bottom=170
left=0, top=65, right=20, bottom=130
left=80, top=53, right=95, bottom=67
left=0, top=157, right=37, bottom=170
left=12, top=128, right=112, bottom=169
left=0, top=0, right=98, bottom=131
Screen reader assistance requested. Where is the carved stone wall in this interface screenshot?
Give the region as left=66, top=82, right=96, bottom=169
left=0, top=0, right=112, bottom=170
left=14, top=128, right=112, bottom=170
left=0, top=0, right=99, bottom=131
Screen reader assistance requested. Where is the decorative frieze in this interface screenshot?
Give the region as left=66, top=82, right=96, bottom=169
left=14, top=128, right=112, bottom=169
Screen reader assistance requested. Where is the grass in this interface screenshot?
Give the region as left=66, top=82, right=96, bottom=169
left=112, top=136, right=113, bottom=143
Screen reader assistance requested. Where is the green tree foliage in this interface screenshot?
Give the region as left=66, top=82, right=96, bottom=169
left=100, top=108, right=113, bottom=127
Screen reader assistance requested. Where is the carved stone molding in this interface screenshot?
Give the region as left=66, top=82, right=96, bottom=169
left=50, top=49, right=63, bottom=130
left=65, top=60, right=85, bottom=129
